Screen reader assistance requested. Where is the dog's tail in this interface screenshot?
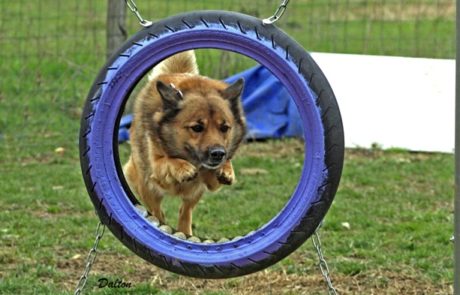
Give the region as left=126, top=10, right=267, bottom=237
left=148, top=50, right=199, bottom=81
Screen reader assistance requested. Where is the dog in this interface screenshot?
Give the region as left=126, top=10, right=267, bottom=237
left=123, top=51, right=246, bottom=236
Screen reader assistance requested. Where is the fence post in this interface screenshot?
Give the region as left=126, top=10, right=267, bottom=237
left=107, top=0, right=127, bottom=59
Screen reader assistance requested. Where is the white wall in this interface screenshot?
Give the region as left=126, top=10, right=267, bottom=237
left=311, top=53, right=455, bottom=153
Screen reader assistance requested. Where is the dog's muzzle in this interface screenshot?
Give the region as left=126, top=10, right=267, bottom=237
left=203, top=146, right=226, bottom=169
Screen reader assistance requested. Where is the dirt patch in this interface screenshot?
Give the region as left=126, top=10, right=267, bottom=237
left=57, top=251, right=452, bottom=294
left=328, top=2, right=455, bottom=21
left=238, top=139, right=304, bottom=159
left=344, top=148, right=438, bottom=162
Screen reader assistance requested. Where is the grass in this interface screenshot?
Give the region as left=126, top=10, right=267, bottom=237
left=0, top=0, right=455, bottom=294
left=0, top=143, right=454, bottom=294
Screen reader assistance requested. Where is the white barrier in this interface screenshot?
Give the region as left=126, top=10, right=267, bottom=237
left=311, top=53, right=455, bottom=153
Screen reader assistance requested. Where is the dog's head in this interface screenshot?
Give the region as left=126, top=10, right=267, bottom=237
left=154, top=77, right=246, bottom=169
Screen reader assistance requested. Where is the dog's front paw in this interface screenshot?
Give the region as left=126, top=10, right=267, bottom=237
left=172, top=160, right=198, bottom=183
left=150, top=158, right=197, bottom=186
left=217, top=162, right=235, bottom=185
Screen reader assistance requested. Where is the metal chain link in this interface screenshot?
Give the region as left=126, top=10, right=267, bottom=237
left=125, top=0, right=153, bottom=27
left=312, top=224, right=338, bottom=295
left=73, top=222, right=335, bottom=295
left=262, top=0, right=290, bottom=25
left=74, top=221, right=106, bottom=295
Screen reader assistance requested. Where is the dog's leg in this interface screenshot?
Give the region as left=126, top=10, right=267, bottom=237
left=177, top=194, right=202, bottom=236
left=216, top=160, right=235, bottom=185
left=124, top=157, right=165, bottom=223
left=201, top=169, right=222, bottom=192
left=138, top=184, right=165, bottom=223
left=123, top=157, right=139, bottom=194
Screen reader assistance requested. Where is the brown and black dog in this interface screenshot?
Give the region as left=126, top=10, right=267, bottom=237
left=123, top=51, right=246, bottom=235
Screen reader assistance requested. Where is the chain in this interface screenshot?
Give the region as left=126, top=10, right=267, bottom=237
left=262, top=0, right=290, bottom=25
left=74, top=221, right=106, bottom=295
left=126, top=0, right=287, bottom=27
left=312, top=224, right=338, bottom=295
left=125, top=0, right=153, bottom=27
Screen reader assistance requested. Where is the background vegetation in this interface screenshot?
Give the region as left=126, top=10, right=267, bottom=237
left=0, top=0, right=455, bottom=294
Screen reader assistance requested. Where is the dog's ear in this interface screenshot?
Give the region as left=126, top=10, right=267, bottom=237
left=220, top=78, right=245, bottom=120
left=156, top=80, right=183, bottom=110
left=220, top=78, right=244, bottom=102
left=222, top=79, right=246, bottom=159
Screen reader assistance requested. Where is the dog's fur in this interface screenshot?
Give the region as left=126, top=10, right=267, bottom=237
left=123, top=51, right=246, bottom=235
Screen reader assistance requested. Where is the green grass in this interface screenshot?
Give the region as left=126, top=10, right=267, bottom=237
left=0, top=0, right=455, bottom=294
left=0, top=142, right=454, bottom=294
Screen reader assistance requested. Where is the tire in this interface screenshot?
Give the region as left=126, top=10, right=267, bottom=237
left=80, top=10, right=344, bottom=279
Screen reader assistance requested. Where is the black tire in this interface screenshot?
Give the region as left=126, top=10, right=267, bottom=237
left=80, top=10, right=344, bottom=278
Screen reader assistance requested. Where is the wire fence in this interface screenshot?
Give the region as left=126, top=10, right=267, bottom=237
left=0, top=0, right=456, bottom=167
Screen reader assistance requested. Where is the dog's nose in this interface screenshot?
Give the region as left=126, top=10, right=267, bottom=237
left=209, top=147, right=226, bottom=162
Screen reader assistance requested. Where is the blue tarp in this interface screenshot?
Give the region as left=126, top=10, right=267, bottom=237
left=118, top=65, right=303, bottom=143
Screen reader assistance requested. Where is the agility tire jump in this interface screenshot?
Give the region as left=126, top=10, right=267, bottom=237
left=80, top=11, right=344, bottom=279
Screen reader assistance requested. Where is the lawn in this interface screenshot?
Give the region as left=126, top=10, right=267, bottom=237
left=0, top=142, right=454, bottom=294
left=0, top=0, right=455, bottom=294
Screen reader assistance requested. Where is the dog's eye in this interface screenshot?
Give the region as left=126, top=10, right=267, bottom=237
left=220, top=125, right=230, bottom=133
left=191, top=125, right=204, bottom=133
